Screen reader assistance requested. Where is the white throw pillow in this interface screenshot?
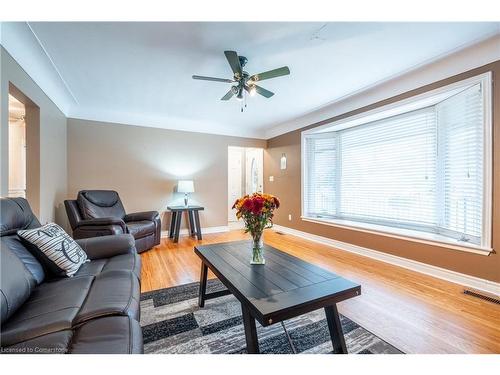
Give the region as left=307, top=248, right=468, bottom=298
left=18, top=223, right=89, bottom=277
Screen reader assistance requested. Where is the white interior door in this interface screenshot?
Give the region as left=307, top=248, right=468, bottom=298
left=245, top=148, right=263, bottom=194
left=228, top=147, right=243, bottom=222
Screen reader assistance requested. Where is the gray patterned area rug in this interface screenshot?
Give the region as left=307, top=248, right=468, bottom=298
left=140, top=279, right=402, bottom=354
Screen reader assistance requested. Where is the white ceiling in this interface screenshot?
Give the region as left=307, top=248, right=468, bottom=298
left=5, top=22, right=500, bottom=138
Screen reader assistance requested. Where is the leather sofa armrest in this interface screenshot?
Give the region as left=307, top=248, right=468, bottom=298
left=75, top=217, right=127, bottom=232
left=124, top=211, right=159, bottom=223
left=76, top=234, right=136, bottom=260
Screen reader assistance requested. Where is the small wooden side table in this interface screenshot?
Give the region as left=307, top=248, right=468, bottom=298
left=167, top=205, right=204, bottom=243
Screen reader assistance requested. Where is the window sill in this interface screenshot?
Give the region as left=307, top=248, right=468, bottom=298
left=300, top=216, right=493, bottom=256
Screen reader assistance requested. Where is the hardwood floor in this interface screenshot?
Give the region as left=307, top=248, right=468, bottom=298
left=140, top=229, right=500, bottom=354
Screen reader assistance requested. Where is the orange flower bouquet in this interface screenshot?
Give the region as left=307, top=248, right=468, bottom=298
left=232, top=193, right=280, bottom=264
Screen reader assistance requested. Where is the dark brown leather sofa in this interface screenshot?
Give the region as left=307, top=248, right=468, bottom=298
left=65, top=190, right=161, bottom=253
left=0, top=197, right=143, bottom=354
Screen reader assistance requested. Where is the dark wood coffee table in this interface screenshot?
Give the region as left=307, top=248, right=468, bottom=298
left=194, top=240, right=361, bottom=354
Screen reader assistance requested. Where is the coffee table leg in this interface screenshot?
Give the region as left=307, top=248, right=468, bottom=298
left=169, top=212, right=176, bottom=239
left=241, top=305, right=259, bottom=354
left=198, top=262, right=208, bottom=308
left=324, top=305, right=348, bottom=354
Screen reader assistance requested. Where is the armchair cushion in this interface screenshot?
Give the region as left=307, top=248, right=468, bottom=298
left=124, top=211, right=160, bottom=223
left=74, top=217, right=127, bottom=232
left=75, top=234, right=135, bottom=260
left=77, top=190, right=126, bottom=220
left=127, top=221, right=156, bottom=240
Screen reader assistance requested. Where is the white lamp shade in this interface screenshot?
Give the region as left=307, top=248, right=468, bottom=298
left=177, top=180, right=194, bottom=193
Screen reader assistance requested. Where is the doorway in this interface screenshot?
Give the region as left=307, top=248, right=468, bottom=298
left=228, top=146, right=264, bottom=223
left=8, top=94, right=26, bottom=198
left=7, top=83, right=41, bottom=216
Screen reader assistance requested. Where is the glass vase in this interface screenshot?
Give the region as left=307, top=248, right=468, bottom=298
left=250, top=233, right=265, bottom=265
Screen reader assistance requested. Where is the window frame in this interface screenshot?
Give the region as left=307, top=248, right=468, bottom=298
left=301, top=72, right=493, bottom=255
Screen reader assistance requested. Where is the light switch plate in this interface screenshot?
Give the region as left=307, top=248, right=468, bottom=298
left=269, top=176, right=274, bottom=182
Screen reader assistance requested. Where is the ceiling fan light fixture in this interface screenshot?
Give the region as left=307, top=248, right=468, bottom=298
left=236, top=86, right=244, bottom=101
left=249, top=86, right=257, bottom=96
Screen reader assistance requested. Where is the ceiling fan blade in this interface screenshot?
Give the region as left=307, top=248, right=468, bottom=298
left=249, top=66, right=290, bottom=82
left=254, top=85, right=274, bottom=98
left=221, top=89, right=235, bottom=101
left=224, top=51, right=242, bottom=76
left=245, top=85, right=275, bottom=98
left=192, top=75, right=234, bottom=83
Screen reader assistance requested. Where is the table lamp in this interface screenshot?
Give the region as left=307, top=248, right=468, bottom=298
left=178, top=180, right=194, bottom=206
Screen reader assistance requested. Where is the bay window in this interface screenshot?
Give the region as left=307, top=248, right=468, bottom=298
left=302, top=73, right=492, bottom=253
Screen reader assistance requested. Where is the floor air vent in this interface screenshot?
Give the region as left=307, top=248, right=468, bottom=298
left=463, top=289, right=500, bottom=305
left=275, top=231, right=286, bottom=235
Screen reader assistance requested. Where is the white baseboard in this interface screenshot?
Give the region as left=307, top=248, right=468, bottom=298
left=161, top=226, right=229, bottom=238
left=273, top=225, right=500, bottom=296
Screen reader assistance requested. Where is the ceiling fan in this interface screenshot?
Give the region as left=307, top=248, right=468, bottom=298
left=192, top=51, right=290, bottom=110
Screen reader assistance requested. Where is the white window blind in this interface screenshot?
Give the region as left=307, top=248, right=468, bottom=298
left=303, top=79, right=489, bottom=248
left=339, top=108, right=437, bottom=229
left=304, top=135, right=337, bottom=217
left=438, top=84, right=484, bottom=243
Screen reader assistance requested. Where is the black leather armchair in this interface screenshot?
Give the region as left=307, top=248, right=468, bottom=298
left=65, top=190, right=161, bottom=253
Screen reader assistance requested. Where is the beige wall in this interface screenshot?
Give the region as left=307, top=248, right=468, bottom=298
left=265, top=60, right=500, bottom=283
left=0, top=46, right=67, bottom=225
left=67, top=119, right=266, bottom=230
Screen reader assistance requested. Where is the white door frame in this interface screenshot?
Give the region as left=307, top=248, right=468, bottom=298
left=227, top=146, right=264, bottom=223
